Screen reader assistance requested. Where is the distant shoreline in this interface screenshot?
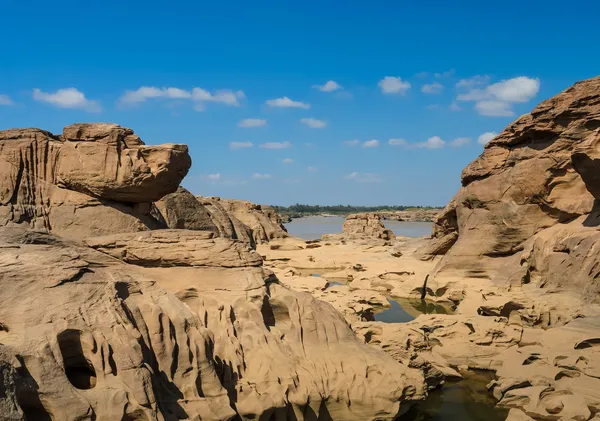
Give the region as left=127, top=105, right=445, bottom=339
left=277, top=208, right=442, bottom=223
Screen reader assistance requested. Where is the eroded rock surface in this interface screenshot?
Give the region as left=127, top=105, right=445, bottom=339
left=422, top=76, right=600, bottom=296
left=0, top=226, right=426, bottom=420
left=213, top=198, right=289, bottom=244
left=342, top=213, right=396, bottom=243
left=0, top=123, right=189, bottom=240
left=0, top=122, right=427, bottom=421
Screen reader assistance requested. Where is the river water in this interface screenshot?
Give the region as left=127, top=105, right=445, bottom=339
left=284, top=216, right=433, bottom=240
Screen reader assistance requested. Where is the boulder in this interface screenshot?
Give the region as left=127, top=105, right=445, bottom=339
left=0, top=123, right=189, bottom=240
left=343, top=213, right=396, bottom=242
left=154, top=187, right=219, bottom=233
left=56, top=123, right=191, bottom=203
left=214, top=198, right=289, bottom=244
left=197, top=196, right=256, bottom=246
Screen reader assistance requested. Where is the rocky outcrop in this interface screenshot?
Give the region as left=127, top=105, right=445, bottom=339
left=154, top=187, right=219, bottom=233
left=213, top=198, right=289, bottom=244
left=155, top=191, right=288, bottom=247
left=376, top=209, right=440, bottom=222
left=196, top=196, right=256, bottom=246
left=0, top=226, right=426, bottom=420
left=423, top=76, right=600, bottom=294
left=0, top=123, right=190, bottom=240
left=343, top=213, right=396, bottom=242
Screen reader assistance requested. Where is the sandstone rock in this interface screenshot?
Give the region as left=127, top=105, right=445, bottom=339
left=0, top=226, right=426, bottom=420
left=421, top=76, right=600, bottom=291
left=84, top=229, right=263, bottom=268
left=154, top=187, right=219, bottom=233
left=215, top=198, right=289, bottom=244
left=56, top=123, right=191, bottom=203
left=343, top=213, right=396, bottom=242
left=0, top=124, right=189, bottom=240
left=196, top=196, right=256, bottom=246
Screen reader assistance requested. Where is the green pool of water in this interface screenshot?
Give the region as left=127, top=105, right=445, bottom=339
left=399, top=370, right=508, bottom=421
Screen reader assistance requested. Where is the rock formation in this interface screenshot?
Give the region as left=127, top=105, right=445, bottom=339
left=0, top=123, right=190, bottom=240
left=155, top=190, right=288, bottom=247
left=422, top=76, right=600, bottom=296
left=0, top=123, right=426, bottom=421
left=342, top=213, right=396, bottom=242
left=154, top=187, right=219, bottom=233
left=211, top=198, right=289, bottom=244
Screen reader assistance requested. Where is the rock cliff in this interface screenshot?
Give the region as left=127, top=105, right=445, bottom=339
left=422, top=76, right=600, bottom=298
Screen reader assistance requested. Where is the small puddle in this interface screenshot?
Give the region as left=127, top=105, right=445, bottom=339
left=398, top=370, right=508, bottom=421
left=325, top=281, right=344, bottom=288
left=373, top=299, right=415, bottom=323
left=372, top=297, right=456, bottom=323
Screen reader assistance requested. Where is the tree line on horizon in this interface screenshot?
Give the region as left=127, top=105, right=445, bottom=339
left=272, top=203, right=442, bottom=216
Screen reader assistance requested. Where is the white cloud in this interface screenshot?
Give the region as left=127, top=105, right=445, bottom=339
left=0, top=94, right=13, bottom=106
left=476, top=100, right=514, bottom=117
left=450, top=137, right=471, bottom=147
left=266, top=96, right=310, bottom=109
left=343, top=139, right=360, bottom=147
left=119, top=86, right=244, bottom=108
left=449, top=101, right=462, bottom=111
left=363, top=139, right=380, bottom=148
left=455, top=75, right=490, bottom=88
left=313, top=80, right=342, bottom=92
left=229, top=141, right=253, bottom=150
left=238, top=118, right=267, bottom=128
left=260, top=141, right=292, bottom=149
left=300, top=117, right=326, bottom=128
left=434, top=69, right=455, bottom=78
left=283, top=158, right=294, bottom=164
left=345, top=172, right=383, bottom=183
left=378, top=76, right=411, bottom=95
left=252, top=173, right=272, bottom=180
left=421, top=82, right=444, bottom=94
left=487, top=77, right=540, bottom=103
left=456, top=76, right=540, bottom=117
left=457, top=89, right=489, bottom=101
left=33, top=88, right=101, bottom=112
left=207, top=173, right=221, bottom=181
left=416, top=136, right=445, bottom=149
left=192, top=88, right=245, bottom=106
left=307, top=166, right=318, bottom=173
left=478, top=132, right=498, bottom=145
left=388, top=138, right=408, bottom=146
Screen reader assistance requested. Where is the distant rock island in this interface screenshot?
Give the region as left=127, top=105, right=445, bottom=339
left=2, top=75, right=600, bottom=421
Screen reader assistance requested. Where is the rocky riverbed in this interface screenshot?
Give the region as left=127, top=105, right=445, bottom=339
left=1, top=75, right=600, bottom=421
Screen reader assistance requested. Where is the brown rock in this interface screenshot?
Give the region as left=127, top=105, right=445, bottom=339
left=423, top=76, right=600, bottom=287
left=0, top=123, right=189, bottom=240
left=215, top=198, right=289, bottom=244
left=0, top=226, right=426, bottom=420
left=343, top=213, right=396, bottom=242
left=56, top=123, right=191, bottom=203
left=196, top=196, right=256, bottom=246
left=154, top=187, right=219, bottom=233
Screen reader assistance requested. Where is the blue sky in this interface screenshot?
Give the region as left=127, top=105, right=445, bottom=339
left=1, top=1, right=598, bottom=206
